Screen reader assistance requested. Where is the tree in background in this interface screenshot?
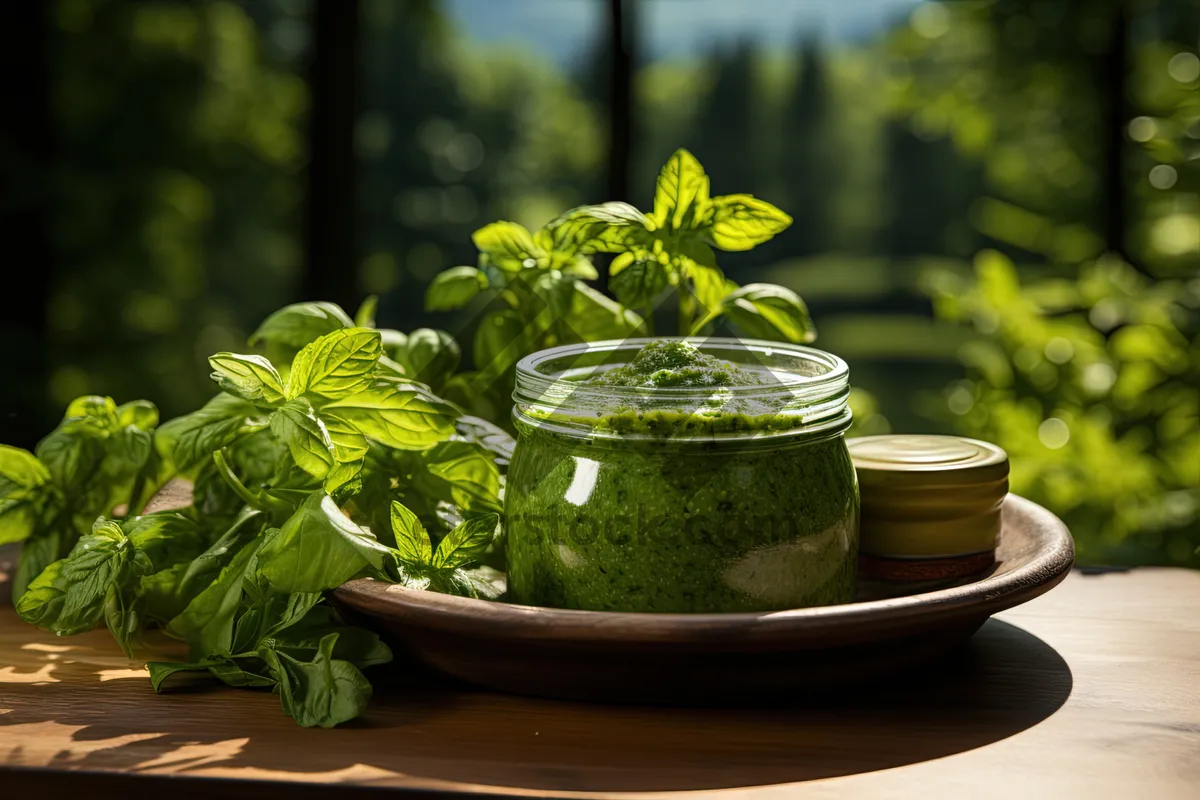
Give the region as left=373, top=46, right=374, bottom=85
left=779, top=38, right=835, bottom=258
left=46, top=0, right=307, bottom=420
left=892, top=0, right=1199, bottom=565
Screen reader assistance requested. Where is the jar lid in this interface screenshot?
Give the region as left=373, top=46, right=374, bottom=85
left=848, top=435, right=1009, bottom=558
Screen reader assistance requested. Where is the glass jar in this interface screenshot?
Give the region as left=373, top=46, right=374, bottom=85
left=504, top=337, right=859, bottom=613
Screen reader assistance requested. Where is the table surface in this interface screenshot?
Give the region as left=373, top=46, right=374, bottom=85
left=1, top=553, right=1198, bottom=800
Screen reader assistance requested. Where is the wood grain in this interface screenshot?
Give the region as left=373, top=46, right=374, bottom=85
left=1, top=546, right=1198, bottom=798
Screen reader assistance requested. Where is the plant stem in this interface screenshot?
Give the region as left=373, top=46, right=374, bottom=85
left=213, top=449, right=265, bottom=511
left=678, top=285, right=696, bottom=337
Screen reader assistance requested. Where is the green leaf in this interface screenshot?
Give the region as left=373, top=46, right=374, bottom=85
left=609, top=258, right=670, bottom=308
left=707, top=194, right=792, bottom=251
left=267, top=605, right=391, bottom=669
left=432, top=513, right=498, bottom=570
left=147, top=658, right=224, bottom=692
left=454, top=415, right=516, bottom=464
left=652, top=149, right=712, bottom=231
left=257, top=493, right=393, bottom=594
left=286, top=328, right=382, bottom=401
left=104, top=582, right=140, bottom=658
left=0, top=445, right=52, bottom=545
left=115, top=400, right=159, bottom=430
left=354, top=295, right=378, bottom=328
left=18, top=520, right=130, bottom=636
left=722, top=283, right=817, bottom=344
left=422, top=441, right=502, bottom=512
left=566, top=282, right=644, bottom=341
left=321, top=413, right=368, bottom=495
left=209, top=353, right=286, bottom=404
left=64, top=395, right=119, bottom=429
left=169, top=534, right=261, bottom=656
left=270, top=398, right=335, bottom=479
left=248, top=302, right=353, bottom=362
left=124, top=512, right=207, bottom=573
left=35, top=426, right=104, bottom=495
left=322, top=383, right=457, bottom=450
left=472, top=221, right=544, bottom=272
left=14, top=530, right=61, bottom=601
left=156, top=394, right=258, bottom=477
left=389, top=500, right=432, bottom=565
left=473, top=309, right=532, bottom=381
left=544, top=202, right=656, bottom=255
left=426, top=267, right=489, bottom=311
left=400, top=328, right=461, bottom=390
left=262, top=633, right=373, bottom=728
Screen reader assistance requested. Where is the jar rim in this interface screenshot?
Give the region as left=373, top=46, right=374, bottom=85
left=513, top=337, right=852, bottom=440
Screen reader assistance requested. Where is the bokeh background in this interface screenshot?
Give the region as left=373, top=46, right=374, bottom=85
left=0, top=0, right=1196, bottom=567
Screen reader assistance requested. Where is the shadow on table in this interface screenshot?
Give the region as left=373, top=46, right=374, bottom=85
left=0, top=610, right=1072, bottom=793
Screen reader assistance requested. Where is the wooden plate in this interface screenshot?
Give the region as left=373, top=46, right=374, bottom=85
left=331, top=494, right=1073, bottom=703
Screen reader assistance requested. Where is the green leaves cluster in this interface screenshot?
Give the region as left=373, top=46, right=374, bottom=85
left=4, top=298, right=510, bottom=728
left=423, top=149, right=812, bottom=422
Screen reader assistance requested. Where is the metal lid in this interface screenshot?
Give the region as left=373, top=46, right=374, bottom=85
left=848, top=435, right=1010, bottom=558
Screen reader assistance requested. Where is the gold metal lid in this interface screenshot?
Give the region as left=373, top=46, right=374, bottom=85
left=848, top=435, right=1010, bottom=557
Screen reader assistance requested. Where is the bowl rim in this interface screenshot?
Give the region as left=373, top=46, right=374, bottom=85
left=332, top=494, right=1075, bottom=647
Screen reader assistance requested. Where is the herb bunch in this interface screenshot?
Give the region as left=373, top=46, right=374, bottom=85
left=0, top=147, right=811, bottom=727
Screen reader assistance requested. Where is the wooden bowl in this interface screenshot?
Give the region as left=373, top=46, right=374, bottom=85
left=332, top=494, right=1074, bottom=703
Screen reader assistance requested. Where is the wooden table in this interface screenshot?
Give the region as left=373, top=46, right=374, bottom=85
left=1, top=556, right=1198, bottom=799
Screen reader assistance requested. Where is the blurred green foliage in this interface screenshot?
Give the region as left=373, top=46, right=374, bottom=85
left=29, top=0, right=1200, bottom=566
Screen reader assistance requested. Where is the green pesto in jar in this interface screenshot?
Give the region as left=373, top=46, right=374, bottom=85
left=505, top=338, right=860, bottom=613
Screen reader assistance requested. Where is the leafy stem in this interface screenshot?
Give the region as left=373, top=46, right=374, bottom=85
left=213, top=449, right=268, bottom=511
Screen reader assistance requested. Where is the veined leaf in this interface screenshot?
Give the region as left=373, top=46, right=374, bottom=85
left=472, top=221, right=544, bottom=272
left=422, top=441, right=502, bottom=512
left=115, top=400, right=159, bottom=430
left=270, top=398, right=335, bottom=479
left=258, top=493, right=393, bottom=594
left=707, top=194, right=793, bottom=251
left=323, top=383, right=457, bottom=450
left=248, top=302, right=353, bottom=359
left=652, top=149, right=712, bottom=231
left=209, top=353, right=285, bottom=404
left=287, top=328, right=382, bottom=401
left=261, top=633, right=372, bottom=728
left=566, top=282, right=644, bottom=341
left=156, top=394, right=259, bottom=477
left=400, top=328, right=461, bottom=390
left=473, top=310, right=533, bottom=381
left=432, top=513, right=498, bottom=570
left=544, top=202, right=656, bottom=255
left=390, top=500, right=431, bottom=565
left=322, top=413, right=368, bottom=495
left=426, top=266, right=489, bottom=311
left=354, top=295, right=378, bottom=328
left=610, top=258, right=670, bottom=309
left=722, top=283, right=816, bottom=344
left=0, top=445, right=53, bottom=545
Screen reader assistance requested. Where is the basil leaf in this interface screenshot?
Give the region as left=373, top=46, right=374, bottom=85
left=473, top=309, right=532, bottom=380
left=422, top=441, right=502, bottom=512
left=147, top=658, right=226, bottom=691
left=426, top=266, right=489, bottom=311
left=248, top=301, right=354, bottom=363
left=390, top=500, right=431, bottom=565
left=115, top=400, right=159, bottom=430
left=722, top=283, right=817, bottom=344
left=64, top=395, right=120, bottom=429
left=18, top=520, right=130, bottom=636
left=104, top=582, right=141, bottom=658
left=545, top=202, right=656, bottom=255
left=400, top=328, right=460, bottom=390
left=35, top=426, right=105, bottom=495
left=472, top=221, right=544, bottom=272
left=322, top=413, right=368, bottom=495
left=286, top=328, right=382, bottom=401
left=610, top=258, right=670, bottom=308
left=156, top=394, right=258, bottom=476
left=174, top=508, right=264, bottom=607
left=432, top=513, right=498, bottom=570
left=262, top=633, right=372, bottom=729
left=169, top=534, right=262, bottom=657
left=707, top=193, right=792, bottom=252
left=354, top=295, right=378, bottom=328
left=566, top=282, right=644, bottom=341
left=322, top=384, right=457, bottom=450
left=269, top=398, right=335, bottom=479
left=454, top=415, right=515, bottom=465
left=125, top=512, right=207, bottom=573
left=209, top=353, right=285, bottom=404
left=0, top=445, right=52, bottom=545
left=652, top=148, right=712, bottom=231
left=257, top=493, right=393, bottom=594
left=14, top=530, right=61, bottom=601
left=269, top=605, right=392, bottom=669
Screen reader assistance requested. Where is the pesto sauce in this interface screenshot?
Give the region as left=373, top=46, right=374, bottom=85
left=505, top=339, right=859, bottom=613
